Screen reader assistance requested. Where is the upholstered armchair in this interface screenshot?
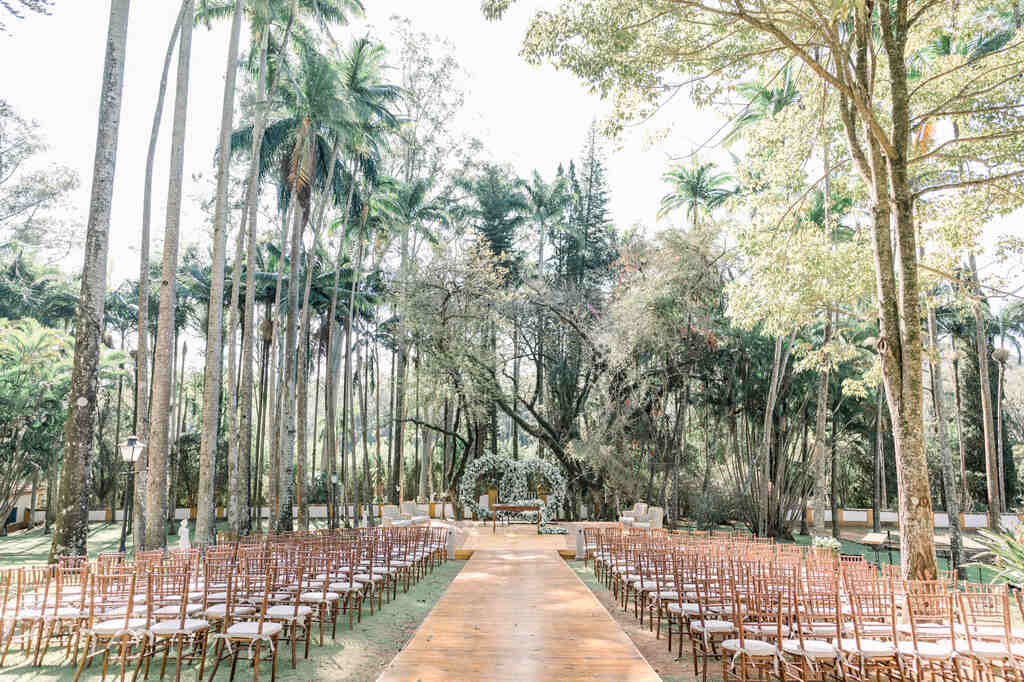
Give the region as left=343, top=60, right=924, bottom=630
left=632, top=506, right=664, bottom=530
left=400, top=501, right=430, bottom=525
left=619, top=502, right=649, bottom=528
left=381, top=504, right=412, bottom=527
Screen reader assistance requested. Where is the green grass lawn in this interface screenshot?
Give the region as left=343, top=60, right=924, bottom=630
left=0, top=519, right=348, bottom=567
left=784, top=533, right=1000, bottom=584
left=0, top=523, right=126, bottom=566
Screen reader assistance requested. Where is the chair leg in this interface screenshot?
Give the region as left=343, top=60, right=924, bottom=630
left=228, top=644, right=239, bottom=682
left=270, top=635, right=278, bottom=682
left=250, top=641, right=260, bottom=682
left=73, top=634, right=91, bottom=682
left=197, top=631, right=208, bottom=681
left=173, top=637, right=184, bottom=682
left=160, top=637, right=171, bottom=679
left=207, top=638, right=224, bottom=682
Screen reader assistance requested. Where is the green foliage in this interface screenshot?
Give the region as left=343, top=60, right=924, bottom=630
left=971, top=528, right=1024, bottom=584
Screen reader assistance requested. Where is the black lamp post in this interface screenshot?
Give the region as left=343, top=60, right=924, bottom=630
left=331, top=473, right=339, bottom=530
left=118, top=435, right=146, bottom=554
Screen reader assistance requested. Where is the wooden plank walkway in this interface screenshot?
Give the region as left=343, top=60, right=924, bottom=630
left=377, top=549, right=660, bottom=681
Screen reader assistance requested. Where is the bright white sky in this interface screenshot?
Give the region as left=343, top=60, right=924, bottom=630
left=0, top=1, right=1017, bottom=300
left=0, top=0, right=724, bottom=287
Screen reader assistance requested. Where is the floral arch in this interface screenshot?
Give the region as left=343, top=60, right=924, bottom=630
left=458, top=454, right=568, bottom=524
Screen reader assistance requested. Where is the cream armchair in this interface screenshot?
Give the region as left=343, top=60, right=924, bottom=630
left=381, top=504, right=412, bottom=527
left=619, top=502, right=649, bottom=528
left=400, top=501, right=430, bottom=526
left=632, top=506, right=663, bottom=530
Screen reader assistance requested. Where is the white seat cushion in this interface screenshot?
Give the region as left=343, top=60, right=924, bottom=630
left=946, top=639, right=1010, bottom=659
left=93, top=618, right=148, bottom=634
left=692, top=619, right=735, bottom=634
left=353, top=574, right=385, bottom=583
left=267, top=605, right=313, bottom=619
left=837, top=638, right=897, bottom=658
left=781, top=639, right=837, bottom=659
left=722, top=639, right=779, bottom=657
left=897, top=641, right=954, bottom=660
left=328, top=582, right=363, bottom=592
left=154, top=603, right=203, bottom=617
left=668, top=603, right=701, bottom=615
left=204, top=604, right=255, bottom=618
left=744, top=623, right=788, bottom=637
left=299, top=592, right=339, bottom=603
left=151, top=619, right=209, bottom=635
left=226, top=621, right=283, bottom=637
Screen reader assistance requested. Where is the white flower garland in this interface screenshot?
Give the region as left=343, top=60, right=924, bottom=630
left=458, top=454, right=568, bottom=524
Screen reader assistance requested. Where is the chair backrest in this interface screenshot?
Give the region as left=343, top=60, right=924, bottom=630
left=400, top=501, right=417, bottom=515
left=647, top=507, right=664, bottom=529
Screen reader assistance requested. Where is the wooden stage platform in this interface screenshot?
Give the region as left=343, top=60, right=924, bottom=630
left=377, top=545, right=660, bottom=681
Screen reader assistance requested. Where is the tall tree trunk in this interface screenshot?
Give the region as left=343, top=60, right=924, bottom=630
left=196, top=0, right=244, bottom=547
left=324, top=159, right=358, bottom=526
left=811, top=318, right=832, bottom=536
left=996, top=353, right=1007, bottom=513
left=145, top=0, right=193, bottom=551
left=390, top=218, right=411, bottom=504
left=829, top=400, right=839, bottom=540
left=277, top=135, right=313, bottom=533
left=969, top=254, right=1000, bottom=529
left=135, top=0, right=184, bottom=553
left=953, top=353, right=969, bottom=510
left=341, top=207, right=367, bottom=520
left=872, top=389, right=883, bottom=532
left=361, top=348, right=374, bottom=525
left=928, top=304, right=962, bottom=571
left=758, top=332, right=793, bottom=536
left=296, top=143, right=339, bottom=531
left=226, top=204, right=246, bottom=536
left=236, top=13, right=269, bottom=539
left=49, top=0, right=131, bottom=562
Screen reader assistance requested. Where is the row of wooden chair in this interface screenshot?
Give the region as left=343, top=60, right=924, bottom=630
left=583, top=528, right=1024, bottom=682
left=0, top=525, right=450, bottom=682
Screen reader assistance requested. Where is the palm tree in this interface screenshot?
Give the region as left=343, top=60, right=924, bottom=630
left=658, top=161, right=737, bottom=229
left=49, top=0, right=132, bottom=562
left=723, top=61, right=801, bottom=146
left=135, top=9, right=186, bottom=542
left=145, top=0, right=194, bottom=551
left=519, top=169, right=568, bottom=279
left=319, top=36, right=401, bottom=518
left=994, top=302, right=1024, bottom=513
left=194, top=0, right=245, bottom=548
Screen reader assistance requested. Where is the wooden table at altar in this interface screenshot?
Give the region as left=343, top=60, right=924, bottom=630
left=491, top=503, right=541, bottom=533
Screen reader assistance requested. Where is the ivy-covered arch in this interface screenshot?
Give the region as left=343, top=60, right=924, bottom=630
left=458, top=454, right=568, bottom=524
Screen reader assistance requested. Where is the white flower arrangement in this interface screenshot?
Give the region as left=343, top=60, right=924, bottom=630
left=458, top=453, right=568, bottom=524
left=811, top=535, right=842, bottom=553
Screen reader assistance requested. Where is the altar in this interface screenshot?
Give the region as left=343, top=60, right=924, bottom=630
left=491, top=503, right=542, bottom=533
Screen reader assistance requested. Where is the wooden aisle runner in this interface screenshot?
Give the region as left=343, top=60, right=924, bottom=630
left=377, top=549, right=660, bottom=681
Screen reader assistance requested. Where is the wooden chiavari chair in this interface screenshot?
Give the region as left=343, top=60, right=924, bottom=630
left=779, top=585, right=840, bottom=682
left=689, top=575, right=737, bottom=682
left=955, top=590, right=1017, bottom=682
left=896, top=591, right=961, bottom=682
left=139, top=562, right=210, bottom=682
left=721, top=579, right=783, bottom=682
left=73, top=567, right=146, bottom=682
left=206, top=569, right=280, bottom=682
left=265, top=558, right=312, bottom=669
